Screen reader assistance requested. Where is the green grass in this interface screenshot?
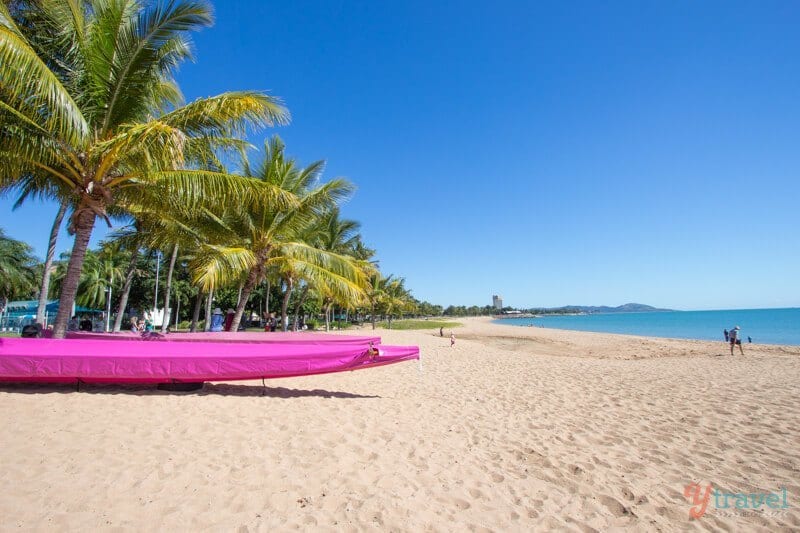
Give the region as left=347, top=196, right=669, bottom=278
left=0, top=331, right=19, bottom=338
left=376, top=319, right=461, bottom=330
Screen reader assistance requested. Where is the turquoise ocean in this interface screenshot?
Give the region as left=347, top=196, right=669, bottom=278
left=497, top=308, right=800, bottom=346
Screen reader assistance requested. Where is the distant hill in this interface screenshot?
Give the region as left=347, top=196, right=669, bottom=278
left=531, top=303, right=673, bottom=314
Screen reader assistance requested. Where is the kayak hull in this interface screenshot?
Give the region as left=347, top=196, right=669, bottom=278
left=0, top=338, right=419, bottom=384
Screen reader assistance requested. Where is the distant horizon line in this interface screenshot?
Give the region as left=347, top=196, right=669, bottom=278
left=499, top=306, right=800, bottom=313
left=435, top=303, right=799, bottom=313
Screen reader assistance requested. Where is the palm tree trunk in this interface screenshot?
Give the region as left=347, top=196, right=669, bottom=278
left=229, top=266, right=261, bottom=333
left=189, top=290, right=203, bottom=332
left=160, top=244, right=179, bottom=333
left=112, top=247, right=140, bottom=332
left=265, top=279, right=270, bottom=316
left=371, top=302, right=376, bottom=330
left=324, top=300, right=332, bottom=331
left=203, top=288, right=214, bottom=331
left=174, top=295, right=181, bottom=330
left=292, top=285, right=309, bottom=331
left=280, top=277, right=293, bottom=332
left=36, top=200, right=68, bottom=326
left=52, top=210, right=96, bottom=338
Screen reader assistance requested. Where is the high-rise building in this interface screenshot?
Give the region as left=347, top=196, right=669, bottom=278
left=492, top=295, right=503, bottom=309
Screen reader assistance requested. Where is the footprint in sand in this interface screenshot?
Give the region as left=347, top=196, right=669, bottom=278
left=452, top=498, right=471, bottom=510
left=468, top=488, right=485, bottom=499
left=598, top=495, right=633, bottom=518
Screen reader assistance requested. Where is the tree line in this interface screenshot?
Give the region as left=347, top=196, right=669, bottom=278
left=0, top=1, right=428, bottom=333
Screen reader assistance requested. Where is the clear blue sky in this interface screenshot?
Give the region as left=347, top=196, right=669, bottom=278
left=3, top=0, right=799, bottom=310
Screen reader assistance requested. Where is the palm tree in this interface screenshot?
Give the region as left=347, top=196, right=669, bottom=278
left=51, top=246, right=125, bottom=310
left=0, top=1, right=289, bottom=337
left=192, top=136, right=367, bottom=332
left=379, top=276, right=414, bottom=328
left=0, top=227, right=39, bottom=305
left=368, top=273, right=413, bottom=329
left=2, top=175, right=72, bottom=325
left=304, top=208, right=367, bottom=330
left=103, top=224, right=144, bottom=332
left=77, top=248, right=126, bottom=310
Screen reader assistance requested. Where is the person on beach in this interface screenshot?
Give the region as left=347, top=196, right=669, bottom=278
left=723, top=329, right=729, bottom=342
left=729, top=326, right=744, bottom=355
left=223, top=309, right=235, bottom=331
left=748, top=336, right=752, bottom=343
left=439, top=326, right=443, bottom=337
left=130, top=317, right=139, bottom=333
left=450, top=332, right=455, bottom=347
left=209, top=308, right=224, bottom=332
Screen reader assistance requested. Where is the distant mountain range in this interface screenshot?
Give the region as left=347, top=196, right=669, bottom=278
left=534, top=303, right=673, bottom=314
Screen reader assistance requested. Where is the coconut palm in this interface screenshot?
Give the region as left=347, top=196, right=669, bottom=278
left=0, top=1, right=289, bottom=337
left=78, top=248, right=126, bottom=310
left=0, top=227, right=39, bottom=303
left=2, top=175, right=72, bottom=325
left=302, top=208, right=370, bottom=330
left=103, top=223, right=144, bottom=331
left=366, top=273, right=413, bottom=329
left=375, top=275, right=413, bottom=329
left=192, top=136, right=367, bottom=332
left=50, top=246, right=125, bottom=310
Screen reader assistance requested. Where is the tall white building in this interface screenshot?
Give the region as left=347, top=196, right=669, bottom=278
left=492, top=295, right=503, bottom=309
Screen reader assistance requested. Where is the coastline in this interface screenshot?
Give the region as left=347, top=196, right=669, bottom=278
left=495, top=308, right=800, bottom=347
left=1, top=318, right=798, bottom=530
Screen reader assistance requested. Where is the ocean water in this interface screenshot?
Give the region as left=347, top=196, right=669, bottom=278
left=497, top=308, right=800, bottom=346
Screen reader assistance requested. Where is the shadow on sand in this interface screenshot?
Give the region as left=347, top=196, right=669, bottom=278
left=0, top=382, right=380, bottom=399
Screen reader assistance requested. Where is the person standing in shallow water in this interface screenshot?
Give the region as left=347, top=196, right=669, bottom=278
left=729, top=326, right=744, bottom=355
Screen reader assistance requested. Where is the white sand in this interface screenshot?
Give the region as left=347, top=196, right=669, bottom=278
left=1, top=317, right=799, bottom=531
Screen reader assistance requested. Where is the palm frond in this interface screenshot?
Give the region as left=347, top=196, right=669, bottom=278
left=273, top=242, right=368, bottom=304
left=0, top=5, right=88, bottom=144
left=189, top=244, right=256, bottom=291
left=160, top=91, right=290, bottom=138
left=98, top=0, right=213, bottom=132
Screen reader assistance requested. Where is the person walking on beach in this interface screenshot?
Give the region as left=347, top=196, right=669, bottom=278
left=450, top=332, right=455, bottom=347
left=439, top=326, right=443, bottom=337
left=729, top=326, right=744, bottom=355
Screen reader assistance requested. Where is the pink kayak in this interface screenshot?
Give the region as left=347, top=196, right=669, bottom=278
left=0, top=337, right=418, bottom=384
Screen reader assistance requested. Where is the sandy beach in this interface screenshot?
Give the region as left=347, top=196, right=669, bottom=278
left=1, top=317, right=799, bottom=531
